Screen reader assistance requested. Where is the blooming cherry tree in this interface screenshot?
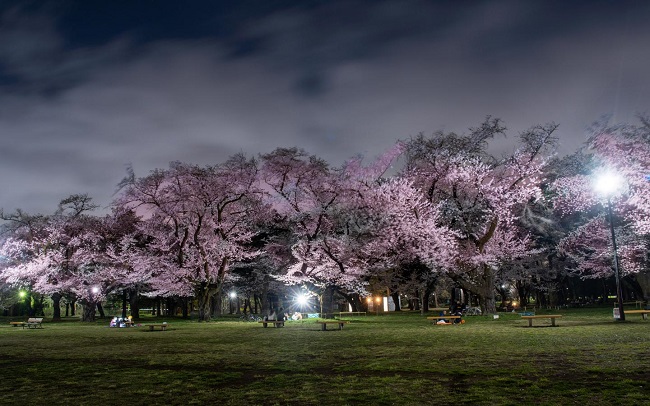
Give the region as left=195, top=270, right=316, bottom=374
left=552, top=120, right=650, bottom=300
left=405, top=118, right=557, bottom=313
left=116, top=154, right=266, bottom=321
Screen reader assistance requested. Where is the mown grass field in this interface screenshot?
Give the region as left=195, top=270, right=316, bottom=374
left=0, top=308, right=648, bottom=406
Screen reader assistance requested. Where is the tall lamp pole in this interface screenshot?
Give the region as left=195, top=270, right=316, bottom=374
left=605, top=197, right=625, bottom=321
left=595, top=172, right=625, bottom=321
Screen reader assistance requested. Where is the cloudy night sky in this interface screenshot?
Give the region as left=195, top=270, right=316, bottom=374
left=1, top=0, right=649, bottom=214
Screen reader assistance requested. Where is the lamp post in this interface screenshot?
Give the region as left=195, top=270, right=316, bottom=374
left=229, top=291, right=237, bottom=314
left=595, top=172, right=625, bottom=321
left=296, top=293, right=308, bottom=310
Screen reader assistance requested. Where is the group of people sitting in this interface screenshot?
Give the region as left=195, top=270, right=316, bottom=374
left=263, top=307, right=303, bottom=322
left=437, top=301, right=467, bottom=324
left=109, top=316, right=134, bottom=327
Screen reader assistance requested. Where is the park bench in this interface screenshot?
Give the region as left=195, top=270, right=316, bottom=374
left=426, top=315, right=461, bottom=325
left=144, top=323, right=169, bottom=331
left=624, top=309, right=650, bottom=320
left=521, top=315, right=562, bottom=327
left=316, top=320, right=349, bottom=331
left=258, top=320, right=285, bottom=328
left=26, top=318, right=43, bottom=328
left=9, top=318, right=43, bottom=329
left=335, top=311, right=367, bottom=317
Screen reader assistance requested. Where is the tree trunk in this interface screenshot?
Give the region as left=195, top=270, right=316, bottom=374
left=182, top=297, right=189, bottom=318
left=97, top=303, right=105, bottom=318
left=254, top=294, right=261, bottom=314
left=34, top=294, right=46, bottom=316
left=197, top=284, right=217, bottom=322
left=478, top=265, right=497, bottom=315
left=122, top=290, right=128, bottom=319
left=319, top=286, right=336, bottom=317
left=129, top=288, right=140, bottom=319
left=166, top=297, right=175, bottom=316
left=260, top=287, right=270, bottom=316
left=419, top=290, right=425, bottom=315
left=338, top=291, right=364, bottom=312
left=634, top=271, right=650, bottom=305
left=26, top=292, right=34, bottom=317
left=391, top=292, right=401, bottom=312
left=51, top=293, right=62, bottom=321
left=422, top=289, right=431, bottom=313
left=516, top=281, right=530, bottom=307
left=350, top=293, right=365, bottom=312
left=81, top=301, right=97, bottom=322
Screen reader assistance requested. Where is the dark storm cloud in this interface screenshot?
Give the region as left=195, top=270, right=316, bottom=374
left=1, top=1, right=650, bottom=214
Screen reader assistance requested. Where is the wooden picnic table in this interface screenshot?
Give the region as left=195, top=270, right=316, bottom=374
left=144, top=323, right=169, bottom=331
left=316, top=320, right=349, bottom=331
left=426, top=315, right=461, bottom=325
left=624, top=309, right=650, bottom=320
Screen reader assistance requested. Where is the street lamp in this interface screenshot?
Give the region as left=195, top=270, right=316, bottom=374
left=296, top=294, right=308, bottom=307
left=229, top=291, right=237, bottom=314
left=595, top=171, right=625, bottom=321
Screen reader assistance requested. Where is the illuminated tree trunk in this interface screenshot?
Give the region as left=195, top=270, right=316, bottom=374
left=391, top=292, right=401, bottom=312
left=197, top=284, right=222, bottom=322
left=478, top=265, right=498, bottom=315
left=460, top=265, right=497, bottom=315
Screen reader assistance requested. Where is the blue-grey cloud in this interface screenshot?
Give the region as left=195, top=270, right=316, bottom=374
left=1, top=0, right=649, bottom=215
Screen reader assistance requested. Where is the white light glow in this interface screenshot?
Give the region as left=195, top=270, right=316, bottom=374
left=91, top=286, right=99, bottom=294
left=296, top=294, right=308, bottom=306
left=229, top=291, right=237, bottom=299
left=594, top=172, right=624, bottom=196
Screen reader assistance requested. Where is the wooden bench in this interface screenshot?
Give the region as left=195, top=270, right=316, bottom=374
left=426, top=315, right=461, bottom=325
left=624, top=310, right=650, bottom=320
left=9, top=318, right=43, bottom=329
left=335, top=311, right=367, bottom=317
left=144, top=323, right=169, bottom=331
left=316, top=320, right=349, bottom=331
left=258, top=320, right=285, bottom=328
left=521, top=315, right=562, bottom=327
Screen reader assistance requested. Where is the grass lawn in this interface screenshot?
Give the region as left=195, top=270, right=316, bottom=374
left=0, top=308, right=648, bottom=405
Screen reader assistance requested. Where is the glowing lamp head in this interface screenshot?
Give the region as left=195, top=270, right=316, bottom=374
left=18, top=290, right=27, bottom=298
left=296, top=294, right=308, bottom=306
left=594, top=172, right=624, bottom=197
left=91, top=286, right=100, bottom=294
left=375, top=297, right=381, bottom=303
left=229, top=291, right=237, bottom=299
